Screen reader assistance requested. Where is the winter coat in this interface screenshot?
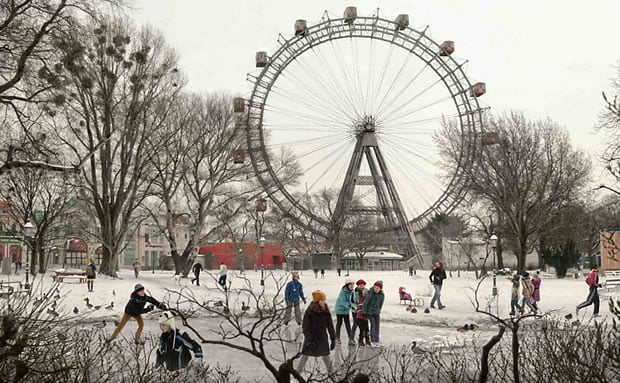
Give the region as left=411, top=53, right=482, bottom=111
left=219, top=264, right=228, bottom=276
left=362, top=288, right=384, bottom=316
left=585, top=271, right=599, bottom=287
left=335, top=287, right=354, bottom=315
left=192, top=263, right=203, bottom=274
left=156, top=329, right=203, bottom=371
left=429, top=269, right=447, bottom=286
left=124, top=292, right=161, bottom=316
left=532, top=278, right=541, bottom=302
left=353, top=287, right=369, bottom=313
left=521, top=278, right=534, bottom=299
left=284, top=279, right=305, bottom=302
left=85, top=263, right=96, bottom=279
left=510, top=279, right=520, bottom=301
left=301, top=302, right=335, bottom=357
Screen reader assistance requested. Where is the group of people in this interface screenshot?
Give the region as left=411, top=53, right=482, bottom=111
left=508, top=271, right=541, bottom=316
left=283, top=271, right=385, bottom=375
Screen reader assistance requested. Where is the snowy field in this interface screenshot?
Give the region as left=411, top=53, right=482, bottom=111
left=2, top=268, right=618, bottom=380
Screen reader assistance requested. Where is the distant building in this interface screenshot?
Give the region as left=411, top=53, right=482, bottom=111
left=600, top=231, right=620, bottom=271
left=342, top=251, right=404, bottom=271
left=198, top=242, right=286, bottom=270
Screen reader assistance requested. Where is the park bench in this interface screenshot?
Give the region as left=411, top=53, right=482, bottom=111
left=0, top=281, right=31, bottom=298
left=52, top=269, right=87, bottom=283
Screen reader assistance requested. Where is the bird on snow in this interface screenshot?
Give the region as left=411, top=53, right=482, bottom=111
left=51, top=300, right=57, bottom=309
left=94, top=305, right=101, bottom=310
left=53, top=294, right=61, bottom=300
left=47, top=308, right=59, bottom=317
left=411, top=307, right=417, bottom=313
left=93, top=320, right=106, bottom=329
left=112, top=289, right=116, bottom=296
left=241, top=301, right=250, bottom=311
left=84, top=298, right=93, bottom=309
left=73, top=307, right=79, bottom=314
left=105, top=302, right=114, bottom=310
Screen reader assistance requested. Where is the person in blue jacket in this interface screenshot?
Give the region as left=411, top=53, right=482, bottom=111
left=156, top=311, right=203, bottom=371
left=335, top=278, right=356, bottom=346
left=284, top=271, right=306, bottom=325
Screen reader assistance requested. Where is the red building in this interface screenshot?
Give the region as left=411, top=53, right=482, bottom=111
left=198, top=242, right=286, bottom=270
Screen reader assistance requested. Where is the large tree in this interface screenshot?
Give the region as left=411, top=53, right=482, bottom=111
left=439, top=112, right=590, bottom=272
left=51, top=18, right=181, bottom=275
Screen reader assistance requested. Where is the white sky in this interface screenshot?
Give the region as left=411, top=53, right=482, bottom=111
left=131, top=0, right=620, bottom=199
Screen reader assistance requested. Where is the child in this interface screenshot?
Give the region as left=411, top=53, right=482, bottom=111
left=334, top=278, right=355, bottom=345
left=109, top=284, right=167, bottom=344
left=85, top=259, right=96, bottom=292
left=531, top=271, right=542, bottom=311
left=353, top=280, right=370, bottom=346
left=521, top=272, right=536, bottom=314
left=218, top=262, right=228, bottom=290
left=508, top=274, right=522, bottom=316
left=156, top=311, right=203, bottom=371
left=362, top=280, right=384, bottom=346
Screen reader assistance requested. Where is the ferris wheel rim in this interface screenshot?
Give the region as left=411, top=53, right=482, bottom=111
left=245, top=13, right=485, bottom=238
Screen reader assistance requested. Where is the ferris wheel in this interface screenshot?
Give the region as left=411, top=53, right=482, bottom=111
left=233, top=7, right=487, bottom=262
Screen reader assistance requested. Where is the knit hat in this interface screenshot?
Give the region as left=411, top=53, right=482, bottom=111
left=345, top=278, right=355, bottom=285
left=374, top=280, right=383, bottom=289
left=356, top=279, right=366, bottom=286
left=158, top=311, right=175, bottom=330
left=312, top=290, right=327, bottom=302
left=134, top=283, right=145, bottom=293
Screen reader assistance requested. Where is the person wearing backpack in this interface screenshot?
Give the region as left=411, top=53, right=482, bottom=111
left=156, top=311, right=203, bottom=371
left=85, top=259, right=96, bottom=292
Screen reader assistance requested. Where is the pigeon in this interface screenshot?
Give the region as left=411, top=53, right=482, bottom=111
left=54, top=294, right=61, bottom=300
left=241, top=301, right=250, bottom=311
left=112, top=290, right=116, bottom=296
left=56, top=333, right=67, bottom=341
left=213, top=300, right=224, bottom=307
left=564, top=313, right=573, bottom=320
left=94, top=305, right=101, bottom=310
left=424, top=308, right=430, bottom=314
left=85, top=298, right=93, bottom=309
left=93, top=320, right=106, bottom=328
left=469, top=324, right=478, bottom=331
left=406, top=305, right=412, bottom=312
left=73, top=307, right=79, bottom=314
left=411, top=307, right=417, bottom=313
left=114, top=319, right=120, bottom=327
left=457, top=324, right=470, bottom=333
left=51, top=301, right=57, bottom=309
left=105, top=302, right=114, bottom=310
left=47, top=308, right=59, bottom=317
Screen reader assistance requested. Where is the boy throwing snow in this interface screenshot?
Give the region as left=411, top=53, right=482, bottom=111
left=109, top=284, right=167, bottom=344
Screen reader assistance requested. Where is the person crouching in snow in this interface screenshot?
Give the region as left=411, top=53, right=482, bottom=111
left=156, top=311, right=203, bottom=371
left=109, top=283, right=167, bottom=344
left=297, top=290, right=336, bottom=375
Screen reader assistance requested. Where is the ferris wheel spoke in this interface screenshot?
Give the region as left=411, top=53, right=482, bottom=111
left=369, top=42, right=395, bottom=115
left=291, top=51, right=358, bottom=121
left=373, top=48, right=414, bottom=119
left=264, top=104, right=345, bottom=127
left=375, top=62, right=431, bottom=120
left=328, top=39, right=363, bottom=118
left=379, top=136, right=439, bottom=167
left=351, top=37, right=367, bottom=115
left=304, top=140, right=354, bottom=193
left=380, top=76, right=445, bottom=124
left=294, top=138, right=348, bottom=161
left=386, top=93, right=455, bottom=123
left=270, top=83, right=346, bottom=121
left=364, top=37, right=375, bottom=116
left=380, top=113, right=459, bottom=130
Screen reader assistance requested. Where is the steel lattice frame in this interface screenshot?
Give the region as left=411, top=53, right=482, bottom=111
left=244, top=13, right=484, bottom=242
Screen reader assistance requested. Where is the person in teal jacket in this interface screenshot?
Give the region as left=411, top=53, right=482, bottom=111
left=334, top=278, right=355, bottom=346
left=362, top=280, right=385, bottom=345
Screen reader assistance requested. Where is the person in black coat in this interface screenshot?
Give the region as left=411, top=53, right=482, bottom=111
left=156, top=311, right=203, bottom=371
left=191, top=262, right=203, bottom=286
left=429, top=262, right=447, bottom=309
left=109, top=283, right=167, bottom=344
left=297, top=290, right=335, bottom=375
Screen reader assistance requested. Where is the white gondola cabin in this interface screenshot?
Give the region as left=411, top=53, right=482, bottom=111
left=256, top=51, right=268, bottom=68
left=469, top=82, right=486, bottom=97
left=395, top=14, right=409, bottom=30
left=256, top=198, right=267, bottom=212
left=343, top=6, right=357, bottom=24
left=295, top=19, right=308, bottom=36
left=439, top=41, right=455, bottom=56
left=233, top=97, right=245, bottom=113
left=233, top=149, right=245, bottom=164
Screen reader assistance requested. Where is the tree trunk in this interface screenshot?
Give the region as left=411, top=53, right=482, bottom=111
left=517, top=243, right=526, bottom=274
left=479, top=325, right=506, bottom=383
left=496, top=243, right=504, bottom=269
left=36, top=237, right=45, bottom=274
left=512, top=323, right=520, bottom=383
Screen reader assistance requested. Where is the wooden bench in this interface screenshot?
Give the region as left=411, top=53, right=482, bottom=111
left=0, top=281, right=30, bottom=297
left=52, top=270, right=87, bottom=283
left=604, top=278, right=620, bottom=291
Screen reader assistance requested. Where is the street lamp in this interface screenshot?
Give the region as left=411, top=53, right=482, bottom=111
left=489, top=233, right=498, bottom=297
left=259, top=237, right=265, bottom=286
left=23, top=221, right=34, bottom=289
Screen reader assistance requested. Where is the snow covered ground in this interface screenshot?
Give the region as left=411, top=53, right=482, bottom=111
left=2, top=268, right=618, bottom=380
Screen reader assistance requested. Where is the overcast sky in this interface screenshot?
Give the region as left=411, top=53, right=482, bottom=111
left=132, top=0, right=620, bottom=185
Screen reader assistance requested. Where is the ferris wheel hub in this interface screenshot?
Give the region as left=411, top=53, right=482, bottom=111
left=355, top=115, right=378, bottom=133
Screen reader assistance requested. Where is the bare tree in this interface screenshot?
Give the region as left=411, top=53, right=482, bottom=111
left=438, top=112, right=591, bottom=272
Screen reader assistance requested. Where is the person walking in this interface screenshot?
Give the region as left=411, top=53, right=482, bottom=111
left=352, top=279, right=370, bottom=346
left=297, top=290, right=336, bottom=375
left=156, top=311, right=203, bottom=371
left=531, top=271, right=542, bottom=311
left=337, top=268, right=341, bottom=277
left=320, top=269, right=325, bottom=279
left=429, top=262, right=447, bottom=309
left=335, top=278, right=356, bottom=346
left=508, top=274, right=522, bottom=316
left=576, top=267, right=602, bottom=316
left=133, top=260, right=140, bottom=278
left=191, top=262, right=203, bottom=286
left=408, top=266, right=414, bottom=277
left=362, top=280, right=385, bottom=346
left=109, top=284, right=167, bottom=344
left=284, top=271, right=306, bottom=325
left=85, top=258, right=97, bottom=292
left=521, top=272, right=536, bottom=314
left=218, top=262, right=228, bottom=291
left=313, top=268, right=319, bottom=279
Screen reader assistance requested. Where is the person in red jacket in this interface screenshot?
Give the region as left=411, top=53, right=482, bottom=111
left=576, top=267, right=602, bottom=316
